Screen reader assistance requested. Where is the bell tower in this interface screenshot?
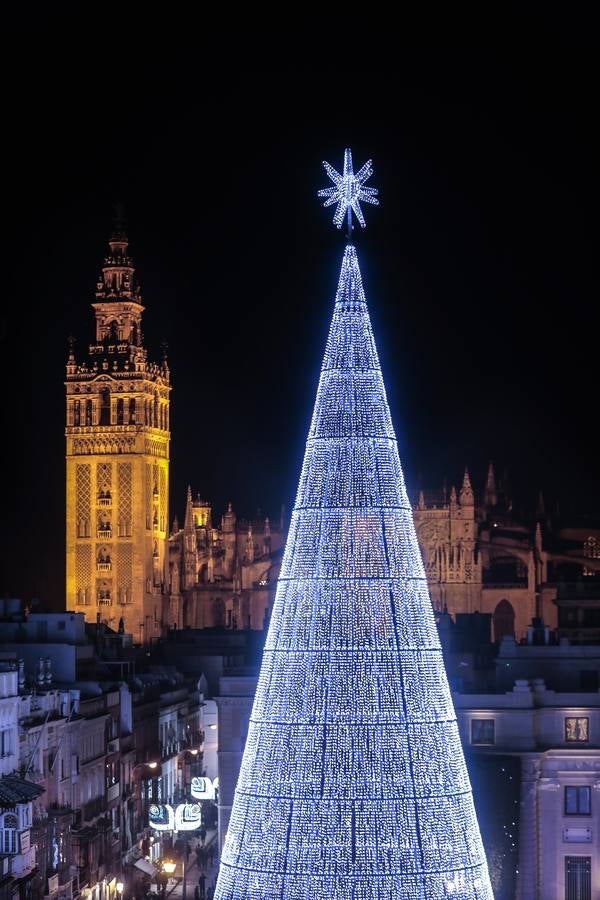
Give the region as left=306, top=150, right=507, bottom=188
left=65, top=215, right=171, bottom=642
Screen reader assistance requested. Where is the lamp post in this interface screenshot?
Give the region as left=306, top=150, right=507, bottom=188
left=116, top=881, right=124, bottom=900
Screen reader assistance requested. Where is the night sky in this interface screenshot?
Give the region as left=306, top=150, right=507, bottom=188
left=2, top=24, right=598, bottom=607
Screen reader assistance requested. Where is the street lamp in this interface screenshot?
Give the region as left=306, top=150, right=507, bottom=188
left=116, top=881, right=124, bottom=899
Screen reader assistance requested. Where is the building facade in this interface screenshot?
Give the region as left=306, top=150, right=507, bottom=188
left=65, top=223, right=171, bottom=641
left=413, top=463, right=600, bottom=643
left=456, top=684, right=600, bottom=899
left=166, top=465, right=600, bottom=648
left=167, top=490, right=286, bottom=633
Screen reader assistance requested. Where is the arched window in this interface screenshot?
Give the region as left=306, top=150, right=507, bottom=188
left=108, top=320, right=119, bottom=341
left=131, top=322, right=138, bottom=346
left=85, top=399, right=93, bottom=426
left=145, top=400, right=150, bottom=426
left=99, top=388, right=111, bottom=426
left=116, top=398, right=124, bottom=425
left=73, top=400, right=80, bottom=426
left=153, top=396, right=158, bottom=428
left=493, top=599, right=515, bottom=642
left=2, top=814, right=17, bottom=854
left=129, top=398, right=136, bottom=424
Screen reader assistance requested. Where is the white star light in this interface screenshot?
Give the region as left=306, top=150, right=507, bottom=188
left=318, top=147, right=379, bottom=230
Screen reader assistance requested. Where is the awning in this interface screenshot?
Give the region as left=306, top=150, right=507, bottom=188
left=134, top=859, right=158, bottom=878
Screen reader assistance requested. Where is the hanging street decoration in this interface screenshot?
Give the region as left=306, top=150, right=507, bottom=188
left=148, top=802, right=202, bottom=833
left=191, top=776, right=218, bottom=801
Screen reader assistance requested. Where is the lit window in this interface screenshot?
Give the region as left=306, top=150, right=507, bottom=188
left=471, top=719, right=495, bottom=745
left=565, top=717, right=589, bottom=743
left=565, top=786, right=591, bottom=816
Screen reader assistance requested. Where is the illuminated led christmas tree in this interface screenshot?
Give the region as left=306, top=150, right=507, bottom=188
left=214, top=150, right=494, bottom=900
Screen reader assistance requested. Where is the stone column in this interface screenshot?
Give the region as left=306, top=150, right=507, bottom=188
left=516, top=754, right=541, bottom=900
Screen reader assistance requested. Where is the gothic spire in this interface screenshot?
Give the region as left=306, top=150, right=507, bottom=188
left=459, top=467, right=475, bottom=506
left=536, top=489, right=546, bottom=520
left=184, top=485, right=194, bottom=531
left=484, top=460, right=498, bottom=508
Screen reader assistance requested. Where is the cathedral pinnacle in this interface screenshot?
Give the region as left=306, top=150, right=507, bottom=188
left=459, top=467, right=475, bottom=506
left=484, top=460, right=498, bottom=508
left=184, top=486, right=194, bottom=531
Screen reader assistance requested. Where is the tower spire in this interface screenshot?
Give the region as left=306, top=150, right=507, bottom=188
left=459, top=466, right=475, bottom=506
left=484, top=460, right=497, bottom=509
left=214, top=170, right=493, bottom=899
left=184, top=485, right=194, bottom=531
left=96, top=208, right=139, bottom=304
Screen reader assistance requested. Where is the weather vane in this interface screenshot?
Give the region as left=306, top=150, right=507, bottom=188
left=318, top=148, right=379, bottom=238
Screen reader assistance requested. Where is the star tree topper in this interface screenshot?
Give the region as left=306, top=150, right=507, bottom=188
left=318, top=148, right=379, bottom=234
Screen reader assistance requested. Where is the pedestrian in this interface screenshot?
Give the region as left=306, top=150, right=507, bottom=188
left=194, top=886, right=200, bottom=900
left=198, top=873, right=206, bottom=900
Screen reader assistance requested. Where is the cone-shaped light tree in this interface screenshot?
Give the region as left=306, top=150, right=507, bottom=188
left=214, top=151, right=493, bottom=900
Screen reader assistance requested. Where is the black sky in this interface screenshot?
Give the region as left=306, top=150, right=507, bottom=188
left=2, top=23, right=598, bottom=607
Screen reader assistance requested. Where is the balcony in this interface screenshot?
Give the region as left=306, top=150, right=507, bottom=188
left=82, top=796, right=105, bottom=822
left=107, top=738, right=120, bottom=754
left=97, top=597, right=112, bottom=606
left=97, top=562, right=112, bottom=572
left=97, top=529, right=112, bottom=539
left=98, top=497, right=112, bottom=507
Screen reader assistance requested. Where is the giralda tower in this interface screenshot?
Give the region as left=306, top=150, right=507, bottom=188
left=65, top=217, right=170, bottom=642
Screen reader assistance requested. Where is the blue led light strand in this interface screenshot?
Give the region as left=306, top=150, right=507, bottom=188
left=214, top=155, right=493, bottom=900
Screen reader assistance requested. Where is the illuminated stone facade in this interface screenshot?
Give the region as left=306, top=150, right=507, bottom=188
left=168, top=490, right=286, bottom=631
left=65, top=224, right=170, bottom=641
left=412, top=465, right=539, bottom=640
left=413, top=462, right=600, bottom=642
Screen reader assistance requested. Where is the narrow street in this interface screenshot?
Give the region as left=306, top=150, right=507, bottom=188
left=164, top=829, right=219, bottom=900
